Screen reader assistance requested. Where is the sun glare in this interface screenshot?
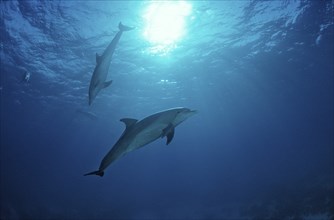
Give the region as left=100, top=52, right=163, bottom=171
left=143, top=1, right=192, bottom=54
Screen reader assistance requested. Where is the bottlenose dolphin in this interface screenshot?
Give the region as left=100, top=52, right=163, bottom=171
left=84, top=107, right=197, bottom=177
left=88, top=22, right=134, bottom=105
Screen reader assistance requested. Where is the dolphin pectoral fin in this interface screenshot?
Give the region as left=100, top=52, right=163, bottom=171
left=166, top=127, right=175, bottom=145
left=162, top=123, right=173, bottom=136
left=96, top=53, right=102, bottom=64
left=84, top=170, right=104, bottom=177
left=103, top=80, right=113, bottom=88
left=161, top=124, right=175, bottom=145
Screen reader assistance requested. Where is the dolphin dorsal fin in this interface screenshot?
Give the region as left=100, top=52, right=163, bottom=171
left=120, top=118, right=138, bottom=130
left=96, top=53, right=102, bottom=64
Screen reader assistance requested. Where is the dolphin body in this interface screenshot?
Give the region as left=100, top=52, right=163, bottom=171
left=84, top=107, right=197, bottom=177
left=88, top=22, right=134, bottom=105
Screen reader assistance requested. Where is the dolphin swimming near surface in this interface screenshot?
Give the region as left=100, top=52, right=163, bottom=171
left=88, top=22, right=134, bottom=105
left=84, top=107, right=197, bottom=177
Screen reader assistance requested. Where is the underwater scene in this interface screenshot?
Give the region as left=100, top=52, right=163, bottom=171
left=1, top=1, right=333, bottom=219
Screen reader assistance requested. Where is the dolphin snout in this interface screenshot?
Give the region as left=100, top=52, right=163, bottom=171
left=189, top=109, right=198, bottom=114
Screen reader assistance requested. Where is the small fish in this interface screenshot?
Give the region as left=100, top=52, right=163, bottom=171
left=22, top=71, right=31, bottom=83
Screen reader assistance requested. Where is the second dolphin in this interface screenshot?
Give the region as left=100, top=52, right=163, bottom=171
left=88, top=22, right=134, bottom=105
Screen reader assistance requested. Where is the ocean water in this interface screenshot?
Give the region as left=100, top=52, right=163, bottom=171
left=1, top=1, right=333, bottom=219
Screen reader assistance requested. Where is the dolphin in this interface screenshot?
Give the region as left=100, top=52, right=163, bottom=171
left=88, top=22, right=134, bottom=105
left=84, top=107, right=197, bottom=177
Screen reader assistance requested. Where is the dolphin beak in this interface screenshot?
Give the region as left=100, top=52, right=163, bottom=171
left=190, top=109, right=198, bottom=114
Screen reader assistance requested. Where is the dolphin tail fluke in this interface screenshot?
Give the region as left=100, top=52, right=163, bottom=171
left=84, top=170, right=104, bottom=177
left=119, top=22, right=134, bottom=32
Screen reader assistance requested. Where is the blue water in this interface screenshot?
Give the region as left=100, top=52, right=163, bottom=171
left=1, top=1, right=333, bottom=219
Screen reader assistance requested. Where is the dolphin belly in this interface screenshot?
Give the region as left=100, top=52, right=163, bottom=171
left=126, top=126, right=165, bottom=152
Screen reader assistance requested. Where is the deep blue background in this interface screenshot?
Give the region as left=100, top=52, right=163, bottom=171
left=1, top=1, right=333, bottom=219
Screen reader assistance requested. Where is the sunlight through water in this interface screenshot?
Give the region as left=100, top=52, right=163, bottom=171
left=143, top=1, right=192, bottom=55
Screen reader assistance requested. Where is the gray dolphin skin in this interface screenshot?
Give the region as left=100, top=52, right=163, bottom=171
left=88, top=22, right=134, bottom=105
left=84, top=107, right=197, bottom=177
